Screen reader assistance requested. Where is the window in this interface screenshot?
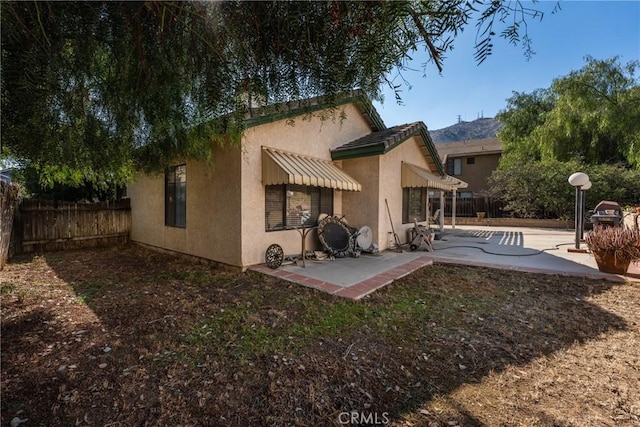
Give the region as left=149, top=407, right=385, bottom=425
left=402, top=187, right=427, bottom=223
left=466, top=157, right=475, bottom=165
left=165, top=164, right=186, bottom=227
left=265, top=185, right=333, bottom=231
left=446, top=158, right=462, bottom=176
left=458, top=191, right=473, bottom=199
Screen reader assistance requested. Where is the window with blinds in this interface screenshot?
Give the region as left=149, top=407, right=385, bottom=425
left=265, top=185, right=333, bottom=231
left=165, top=164, right=186, bottom=227
left=402, top=187, right=427, bottom=223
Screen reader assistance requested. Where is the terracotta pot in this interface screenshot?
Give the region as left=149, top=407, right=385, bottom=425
left=593, top=251, right=630, bottom=274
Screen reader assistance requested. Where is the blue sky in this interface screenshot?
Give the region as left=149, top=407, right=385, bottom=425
left=373, top=0, right=640, bottom=131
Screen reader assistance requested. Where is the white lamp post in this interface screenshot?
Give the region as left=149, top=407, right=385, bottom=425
left=568, top=172, right=589, bottom=252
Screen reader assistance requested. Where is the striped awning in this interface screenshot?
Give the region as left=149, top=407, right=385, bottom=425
left=262, top=147, right=361, bottom=191
left=401, top=161, right=468, bottom=191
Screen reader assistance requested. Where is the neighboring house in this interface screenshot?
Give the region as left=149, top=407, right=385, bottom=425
left=127, top=91, right=466, bottom=269
left=435, top=137, right=502, bottom=197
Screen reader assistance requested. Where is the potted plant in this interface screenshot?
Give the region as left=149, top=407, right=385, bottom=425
left=585, top=225, right=640, bottom=274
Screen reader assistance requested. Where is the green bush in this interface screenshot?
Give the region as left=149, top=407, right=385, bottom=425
left=489, top=160, right=640, bottom=219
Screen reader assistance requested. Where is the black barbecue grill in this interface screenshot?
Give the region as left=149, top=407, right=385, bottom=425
left=590, top=200, right=623, bottom=227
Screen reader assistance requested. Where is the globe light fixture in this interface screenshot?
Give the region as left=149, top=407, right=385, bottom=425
left=568, top=172, right=590, bottom=252
left=568, top=172, right=589, bottom=187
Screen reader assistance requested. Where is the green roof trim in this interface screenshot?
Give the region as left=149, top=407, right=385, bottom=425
left=242, top=91, right=386, bottom=132
left=330, top=132, right=413, bottom=160
left=330, top=144, right=388, bottom=160
left=419, top=127, right=445, bottom=176
left=331, top=121, right=445, bottom=176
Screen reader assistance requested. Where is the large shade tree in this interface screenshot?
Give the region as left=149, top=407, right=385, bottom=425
left=2, top=0, right=556, bottom=188
left=497, top=56, right=640, bottom=167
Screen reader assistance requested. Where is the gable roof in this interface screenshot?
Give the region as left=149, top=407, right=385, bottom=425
left=330, top=121, right=444, bottom=175
left=242, top=90, right=386, bottom=132
left=436, top=137, right=502, bottom=164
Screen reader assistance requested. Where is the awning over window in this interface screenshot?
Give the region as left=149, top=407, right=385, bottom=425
left=401, top=161, right=468, bottom=191
left=262, top=147, right=362, bottom=191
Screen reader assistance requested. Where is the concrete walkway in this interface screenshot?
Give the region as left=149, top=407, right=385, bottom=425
left=250, top=226, right=639, bottom=299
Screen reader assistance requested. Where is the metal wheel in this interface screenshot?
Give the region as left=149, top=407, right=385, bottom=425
left=265, top=244, right=284, bottom=269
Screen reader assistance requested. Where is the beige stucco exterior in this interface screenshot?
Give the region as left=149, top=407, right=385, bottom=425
left=129, top=103, right=375, bottom=268
left=128, top=146, right=243, bottom=266
left=128, top=101, right=444, bottom=269
left=346, top=134, right=440, bottom=250
left=238, top=103, right=372, bottom=267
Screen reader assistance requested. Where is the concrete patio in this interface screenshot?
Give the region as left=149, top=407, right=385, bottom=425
left=250, top=225, right=640, bottom=299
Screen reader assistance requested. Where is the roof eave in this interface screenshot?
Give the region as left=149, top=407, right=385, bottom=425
left=331, top=122, right=446, bottom=176
left=331, top=145, right=386, bottom=160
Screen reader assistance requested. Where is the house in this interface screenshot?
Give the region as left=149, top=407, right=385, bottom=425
left=435, top=137, right=502, bottom=197
left=127, top=91, right=466, bottom=269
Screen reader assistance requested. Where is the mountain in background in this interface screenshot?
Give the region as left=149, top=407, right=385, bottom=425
left=429, top=117, right=503, bottom=143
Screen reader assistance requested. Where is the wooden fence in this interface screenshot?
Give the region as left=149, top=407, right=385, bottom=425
left=12, top=199, right=131, bottom=254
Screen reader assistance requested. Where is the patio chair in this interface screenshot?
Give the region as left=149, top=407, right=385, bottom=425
left=429, top=209, right=442, bottom=228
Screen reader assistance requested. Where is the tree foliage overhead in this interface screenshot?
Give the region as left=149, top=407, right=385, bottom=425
left=2, top=0, right=556, bottom=187
left=497, top=56, right=640, bottom=167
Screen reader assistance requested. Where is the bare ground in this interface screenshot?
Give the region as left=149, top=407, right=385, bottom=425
left=1, top=245, right=639, bottom=426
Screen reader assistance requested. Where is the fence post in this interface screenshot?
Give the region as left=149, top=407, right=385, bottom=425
left=452, top=189, right=457, bottom=229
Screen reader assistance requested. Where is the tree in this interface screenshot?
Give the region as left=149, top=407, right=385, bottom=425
left=497, top=56, right=640, bottom=167
left=495, top=88, right=554, bottom=165
left=2, top=0, right=557, bottom=188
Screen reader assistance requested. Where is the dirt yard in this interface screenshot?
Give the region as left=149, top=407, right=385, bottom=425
left=1, top=246, right=639, bottom=426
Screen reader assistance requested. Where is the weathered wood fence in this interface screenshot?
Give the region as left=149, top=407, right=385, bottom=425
left=11, top=198, right=131, bottom=254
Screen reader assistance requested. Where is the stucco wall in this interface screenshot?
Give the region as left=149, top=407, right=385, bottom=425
left=341, top=135, right=439, bottom=251
left=128, top=146, right=243, bottom=266
left=341, top=156, right=381, bottom=244
left=239, top=103, right=374, bottom=267
left=128, top=103, right=442, bottom=267
left=380, top=135, right=438, bottom=248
